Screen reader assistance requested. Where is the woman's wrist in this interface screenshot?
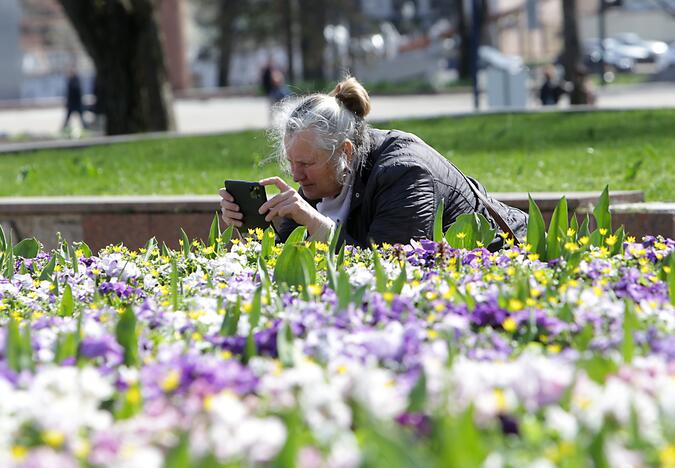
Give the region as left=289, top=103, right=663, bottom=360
left=306, top=213, right=335, bottom=242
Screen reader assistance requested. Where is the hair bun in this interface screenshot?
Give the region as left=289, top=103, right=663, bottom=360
left=330, top=76, right=371, bottom=119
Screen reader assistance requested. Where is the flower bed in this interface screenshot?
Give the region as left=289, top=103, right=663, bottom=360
left=0, top=193, right=674, bottom=467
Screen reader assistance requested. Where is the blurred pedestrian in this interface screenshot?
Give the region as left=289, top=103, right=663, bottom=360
left=62, top=68, right=88, bottom=131
left=260, top=57, right=291, bottom=123
left=539, top=66, right=565, bottom=106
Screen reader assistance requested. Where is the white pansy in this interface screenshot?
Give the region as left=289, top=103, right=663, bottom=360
left=545, top=407, right=578, bottom=440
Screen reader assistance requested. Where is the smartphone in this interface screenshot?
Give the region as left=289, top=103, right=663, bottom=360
left=224, top=180, right=271, bottom=232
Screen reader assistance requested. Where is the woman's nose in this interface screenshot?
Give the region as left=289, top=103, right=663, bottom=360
left=292, top=167, right=304, bottom=182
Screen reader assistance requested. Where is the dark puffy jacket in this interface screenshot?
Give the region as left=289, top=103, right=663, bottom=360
left=278, top=128, right=528, bottom=250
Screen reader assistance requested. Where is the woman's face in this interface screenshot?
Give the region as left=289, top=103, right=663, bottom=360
left=285, top=130, right=344, bottom=200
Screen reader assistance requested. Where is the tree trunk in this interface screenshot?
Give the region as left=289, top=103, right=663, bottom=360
left=561, top=0, right=588, bottom=105
left=57, top=0, right=175, bottom=135
left=456, top=0, right=470, bottom=80
left=281, top=0, right=295, bottom=82
left=298, top=0, right=327, bottom=82
left=217, top=0, right=241, bottom=87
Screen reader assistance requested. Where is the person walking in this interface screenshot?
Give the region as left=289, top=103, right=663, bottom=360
left=62, top=68, right=88, bottom=131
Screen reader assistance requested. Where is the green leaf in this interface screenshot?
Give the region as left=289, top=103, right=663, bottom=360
left=248, top=287, right=263, bottom=330
left=208, top=213, right=221, bottom=248
left=526, top=194, right=547, bottom=259
left=277, top=321, right=294, bottom=367
left=274, top=244, right=312, bottom=290
left=579, top=214, right=591, bottom=239
left=164, top=433, right=191, bottom=468
left=220, top=297, right=241, bottom=336
left=621, top=301, right=637, bottom=364
left=433, top=406, right=486, bottom=468
left=325, top=255, right=338, bottom=291
left=433, top=198, right=445, bottom=243
left=574, top=324, right=594, bottom=352
left=588, top=422, right=610, bottom=468
left=260, top=226, right=275, bottom=259
left=5, top=318, right=21, bottom=372
left=336, top=243, right=346, bottom=268
left=4, top=240, right=14, bottom=279
left=569, top=211, right=579, bottom=238
left=580, top=354, right=618, bottom=384
left=372, top=249, right=388, bottom=293
left=444, top=214, right=474, bottom=249
left=68, top=243, right=78, bottom=274
left=180, top=228, right=191, bottom=257
left=0, top=224, right=6, bottom=252
left=116, top=382, right=143, bottom=420
left=115, top=306, right=139, bottom=367
left=220, top=225, right=233, bottom=251
left=593, top=185, right=612, bottom=234
left=610, top=225, right=625, bottom=256
left=243, top=332, right=257, bottom=364
left=13, top=238, right=40, bottom=259
left=286, top=226, right=307, bottom=244
left=337, top=270, right=351, bottom=310
left=546, top=197, right=568, bottom=260
left=391, top=263, right=407, bottom=295
left=328, top=223, right=343, bottom=257
left=170, top=256, right=179, bottom=311
left=407, top=370, right=427, bottom=412
left=39, top=255, right=56, bottom=281
left=54, top=332, right=78, bottom=364
left=143, top=237, right=157, bottom=262
left=74, top=241, right=92, bottom=258
left=59, top=284, right=74, bottom=317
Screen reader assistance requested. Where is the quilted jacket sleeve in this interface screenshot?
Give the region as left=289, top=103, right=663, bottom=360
left=358, top=164, right=437, bottom=247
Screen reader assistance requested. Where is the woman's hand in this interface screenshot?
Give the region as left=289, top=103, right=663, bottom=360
left=258, top=177, right=333, bottom=239
left=218, top=187, right=244, bottom=228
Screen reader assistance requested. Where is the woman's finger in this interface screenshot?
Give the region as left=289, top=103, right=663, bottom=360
left=220, top=198, right=240, bottom=212
left=259, top=189, right=294, bottom=215
left=264, top=193, right=304, bottom=222
left=218, top=188, right=234, bottom=202
left=259, top=176, right=291, bottom=192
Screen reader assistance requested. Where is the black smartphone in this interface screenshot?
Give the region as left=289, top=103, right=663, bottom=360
left=224, top=180, right=271, bottom=232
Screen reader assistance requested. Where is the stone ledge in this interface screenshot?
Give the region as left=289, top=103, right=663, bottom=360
left=0, top=191, right=644, bottom=215
left=1, top=191, right=667, bottom=252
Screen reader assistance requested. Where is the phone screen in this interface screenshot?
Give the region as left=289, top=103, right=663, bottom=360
left=224, top=180, right=272, bottom=232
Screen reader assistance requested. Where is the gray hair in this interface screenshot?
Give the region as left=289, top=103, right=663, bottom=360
left=268, top=83, right=371, bottom=184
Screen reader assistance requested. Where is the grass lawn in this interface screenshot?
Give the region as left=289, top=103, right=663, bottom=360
left=0, top=109, right=673, bottom=200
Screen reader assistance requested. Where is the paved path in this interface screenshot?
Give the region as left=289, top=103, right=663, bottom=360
left=1, top=82, right=674, bottom=140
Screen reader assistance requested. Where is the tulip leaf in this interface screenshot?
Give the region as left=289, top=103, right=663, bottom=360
left=433, top=198, right=445, bottom=243
left=547, top=196, right=568, bottom=260
left=115, top=306, right=139, bottom=367
left=277, top=321, right=294, bottom=367
left=13, top=238, right=40, bottom=259
left=526, top=194, right=547, bottom=259
left=208, top=213, right=221, bottom=248
left=593, top=185, right=612, bottom=234
left=180, top=228, right=191, bottom=257
left=39, top=255, right=56, bottom=281
left=59, top=283, right=74, bottom=317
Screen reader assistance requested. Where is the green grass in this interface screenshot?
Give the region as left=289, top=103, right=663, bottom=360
left=1, top=109, right=673, bottom=200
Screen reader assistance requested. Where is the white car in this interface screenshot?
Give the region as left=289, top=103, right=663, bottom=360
left=613, top=33, right=668, bottom=63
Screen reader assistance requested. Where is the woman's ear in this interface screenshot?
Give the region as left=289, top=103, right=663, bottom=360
left=342, top=139, right=354, bottom=162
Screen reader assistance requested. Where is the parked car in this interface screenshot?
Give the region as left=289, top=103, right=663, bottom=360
left=582, top=39, right=635, bottom=73
left=655, top=41, right=675, bottom=73
left=613, top=33, right=668, bottom=63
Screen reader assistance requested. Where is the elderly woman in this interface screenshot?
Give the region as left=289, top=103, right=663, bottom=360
left=219, top=77, right=527, bottom=251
